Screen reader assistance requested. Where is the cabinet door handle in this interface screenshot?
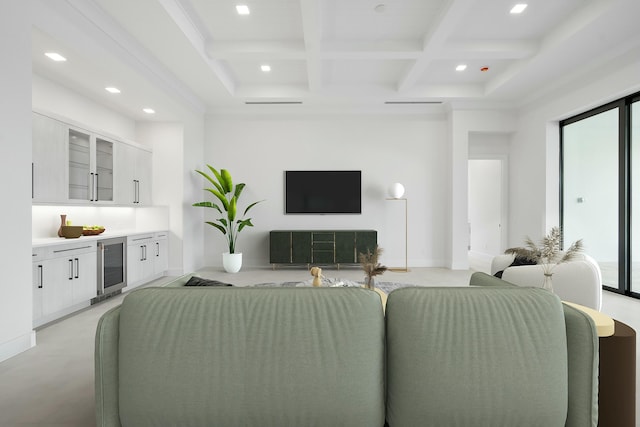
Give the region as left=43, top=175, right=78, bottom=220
left=69, top=259, right=73, bottom=280
left=32, top=163, right=34, bottom=199
left=144, top=244, right=147, bottom=260
left=134, top=180, right=140, bottom=204
left=89, top=173, right=94, bottom=201
left=74, top=258, right=79, bottom=279
left=140, top=245, right=145, bottom=261
left=38, top=265, right=43, bottom=289
left=95, top=173, right=99, bottom=202
left=156, top=242, right=160, bottom=257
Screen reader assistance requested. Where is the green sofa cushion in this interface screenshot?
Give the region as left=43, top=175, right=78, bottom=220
left=385, top=287, right=569, bottom=426
left=116, top=287, right=385, bottom=427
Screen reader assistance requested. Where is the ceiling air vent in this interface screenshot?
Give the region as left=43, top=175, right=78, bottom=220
left=384, top=101, right=442, bottom=105
left=245, top=101, right=303, bottom=105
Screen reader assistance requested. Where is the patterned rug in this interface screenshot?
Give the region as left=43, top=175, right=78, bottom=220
left=251, top=278, right=413, bottom=295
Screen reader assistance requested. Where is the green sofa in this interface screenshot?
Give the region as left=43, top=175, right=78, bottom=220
left=95, top=273, right=598, bottom=426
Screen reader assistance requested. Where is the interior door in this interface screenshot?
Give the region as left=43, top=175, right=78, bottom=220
left=468, top=159, right=503, bottom=256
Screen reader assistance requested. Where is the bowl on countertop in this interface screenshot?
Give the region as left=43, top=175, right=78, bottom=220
left=82, top=228, right=106, bottom=236
left=61, top=226, right=84, bottom=238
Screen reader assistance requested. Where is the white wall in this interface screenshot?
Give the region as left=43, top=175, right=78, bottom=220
left=32, top=74, right=136, bottom=141
left=510, top=56, right=640, bottom=247
left=203, top=114, right=449, bottom=268
left=0, top=1, right=34, bottom=362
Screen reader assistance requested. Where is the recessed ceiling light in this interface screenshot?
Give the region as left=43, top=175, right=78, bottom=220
left=456, top=64, right=467, bottom=71
left=143, top=108, right=155, bottom=114
left=105, top=87, right=121, bottom=94
left=510, top=4, right=527, bottom=14
left=45, top=52, right=66, bottom=62
left=261, top=64, right=271, bottom=72
left=236, top=5, right=250, bottom=15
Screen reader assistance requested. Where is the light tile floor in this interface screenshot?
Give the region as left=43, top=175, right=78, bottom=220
left=0, top=266, right=637, bottom=426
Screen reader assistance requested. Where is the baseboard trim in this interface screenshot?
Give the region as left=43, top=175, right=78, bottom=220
left=0, top=330, right=36, bottom=363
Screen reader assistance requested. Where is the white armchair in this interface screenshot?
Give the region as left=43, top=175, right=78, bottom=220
left=491, top=253, right=603, bottom=311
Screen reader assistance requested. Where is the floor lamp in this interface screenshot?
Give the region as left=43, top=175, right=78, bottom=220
left=387, top=183, right=409, bottom=272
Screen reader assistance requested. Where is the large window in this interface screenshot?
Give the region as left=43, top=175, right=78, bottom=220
left=561, top=92, right=640, bottom=296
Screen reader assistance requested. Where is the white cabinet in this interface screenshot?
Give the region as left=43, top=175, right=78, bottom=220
left=126, top=231, right=168, bottom=289
left=32, top=112, right=151, bottom=205
left=32, top=242, right=97, bottom=327
left=153, top=231, right=169, bottom=275
left=68, top=127, right=114, bottom=203
left=127, top=234, right=155, bottom=288
left=32, top=113, right=67, bottom=202
left=115, top=143, right=152, bottom=205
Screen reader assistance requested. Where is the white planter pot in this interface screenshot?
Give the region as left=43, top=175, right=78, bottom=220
left=222, top=252, right=242, bottom=273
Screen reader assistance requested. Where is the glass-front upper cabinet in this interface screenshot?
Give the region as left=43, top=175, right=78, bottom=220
left=95, top=138, right=114, bottom=202
left=67, top=128, right=114, bottom=203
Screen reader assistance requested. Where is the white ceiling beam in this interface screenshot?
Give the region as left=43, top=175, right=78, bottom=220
left=409, top=84, right=485, bottom=99
left=206, top=40, right=306, bottom=60
left=299, top=0, right=322, bottom=92
left=157, top=0, right=236, bottom=95
left=440, top=40, right=538, bottom=60
left=397, top=0, right=477, bottom=93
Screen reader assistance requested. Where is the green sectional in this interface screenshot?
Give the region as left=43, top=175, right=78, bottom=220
left=95, top=279, right=599, bottom=427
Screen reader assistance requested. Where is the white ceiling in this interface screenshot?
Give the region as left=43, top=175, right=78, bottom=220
left=30, top=0, right=640, bottom=120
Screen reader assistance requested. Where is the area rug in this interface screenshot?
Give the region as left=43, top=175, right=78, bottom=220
left=251, top=278, right=414, bottom=295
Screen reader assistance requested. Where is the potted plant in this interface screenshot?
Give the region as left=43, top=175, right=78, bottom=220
left=504, top=226, right=583, bottom=291
left=193, top=165, right=262, bottom=273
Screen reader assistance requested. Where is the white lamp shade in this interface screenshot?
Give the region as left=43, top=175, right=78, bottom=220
left=388, top=183, right=405, bottom=199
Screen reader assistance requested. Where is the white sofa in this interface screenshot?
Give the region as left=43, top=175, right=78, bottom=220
left=491, top=253, right=603, bottom=311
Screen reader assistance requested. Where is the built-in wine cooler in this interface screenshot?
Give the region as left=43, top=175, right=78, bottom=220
left=94, top=237, right=127, bottom=303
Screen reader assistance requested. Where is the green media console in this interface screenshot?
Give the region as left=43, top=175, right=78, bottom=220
left=269, top=230, right=377, bottom=268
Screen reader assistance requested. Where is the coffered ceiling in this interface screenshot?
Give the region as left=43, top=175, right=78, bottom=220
left=30, top=0, right=640, bottom=119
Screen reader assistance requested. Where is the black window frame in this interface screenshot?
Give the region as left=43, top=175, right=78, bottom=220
left=560, top=91, right=640, bottom=297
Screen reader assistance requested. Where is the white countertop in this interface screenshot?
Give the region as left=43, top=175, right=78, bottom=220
left=32, top=229, right=167, bottom=248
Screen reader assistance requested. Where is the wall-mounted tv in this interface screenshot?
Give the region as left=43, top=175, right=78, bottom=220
left=285, top=170, right=362, bottom=214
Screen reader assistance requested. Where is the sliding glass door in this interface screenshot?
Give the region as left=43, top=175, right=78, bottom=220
left=561, top=92, right=639, bottom=296
left=631, top=100, right=640, bottom=293
left=562, top=107, right=619, bottom=288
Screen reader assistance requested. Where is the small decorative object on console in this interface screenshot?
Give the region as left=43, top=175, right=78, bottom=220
left=310, top=266, right=323, bottom=287
left=359, top=245, right=387, bottom=289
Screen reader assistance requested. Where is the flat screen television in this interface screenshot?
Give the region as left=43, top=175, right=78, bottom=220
left=285, top=170, right=361, bottom=214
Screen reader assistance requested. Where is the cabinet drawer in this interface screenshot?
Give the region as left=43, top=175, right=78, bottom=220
left=49, top=243, right=96, bottom=258
left=312, top=232, right=334, bottom=242
left=312, top=242, right=334, bottom=251
left=312, top=251, right=335, bottom=264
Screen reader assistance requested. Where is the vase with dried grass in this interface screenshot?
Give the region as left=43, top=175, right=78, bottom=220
left=504, top=226, right=583, bottom=292
left=359, top=245, right=387, bottom=289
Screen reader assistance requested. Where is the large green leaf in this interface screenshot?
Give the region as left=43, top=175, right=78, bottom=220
left=234, top=182, right=245, bottom=199
left=238, top=218, right=254, bottom=232
left=205, top=188, right=229, bottom=211
left=220, top=169, right=233, bottom=193
left=195, top=169, right=224, bottom=195
left=192, top=201, right=222, bottom=213
left=228, top=197, right=237, bottom=221
left=243, top=200, right=263, bottom=216
left=205, top=221, right=226, bottom=235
